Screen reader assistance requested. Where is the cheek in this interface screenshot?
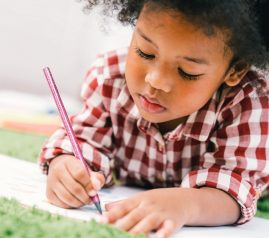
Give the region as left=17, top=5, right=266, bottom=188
left=171, top=80, right=219, bottom=115
left=125, top=52, right=147, bottom=90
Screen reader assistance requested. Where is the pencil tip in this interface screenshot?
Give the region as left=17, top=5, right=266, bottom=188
left=95, top=202, right=103, bottom=215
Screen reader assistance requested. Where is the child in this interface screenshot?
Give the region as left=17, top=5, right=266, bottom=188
left=39, top=1, right=269, bottom=237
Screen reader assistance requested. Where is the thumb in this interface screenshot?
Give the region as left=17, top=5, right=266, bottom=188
left=156, top=219, right=176, bottom=238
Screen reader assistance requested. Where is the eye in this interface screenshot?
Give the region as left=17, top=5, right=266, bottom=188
left=177, top=68, right=203, bottom=81
left=135, top=47, right=155, bottom=60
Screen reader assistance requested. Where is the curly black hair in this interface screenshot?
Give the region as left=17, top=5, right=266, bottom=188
left=82, top=0, right=269, bottom=70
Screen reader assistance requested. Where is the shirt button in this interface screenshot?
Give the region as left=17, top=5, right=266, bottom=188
left=166, top=174, right=174, bottom=187
left=158, top=143, right=164, bottom=152
left=157, top=174, right=164, bottom=182
left=139, top=126, right=146, bottom=132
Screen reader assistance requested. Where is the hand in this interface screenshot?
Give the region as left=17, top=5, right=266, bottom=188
left=100, top=188, right=192, bottom=238
left=46, top=154, right=105, bottom=209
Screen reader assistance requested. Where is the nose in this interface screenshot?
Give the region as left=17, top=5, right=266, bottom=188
left=145, top=66, right=173, bottom=93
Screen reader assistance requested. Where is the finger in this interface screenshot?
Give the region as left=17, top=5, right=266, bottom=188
left=53, top=181, right=85, bottom=208
left=101, top=200, right=137, bottom=224
left=129, top=213, right=162, bottom=235
left=60, top=167, right=91, bottom=205
left=105, top=199, right=124, bottom=211
left=113, top=205, right=146, bottom=231
left=65, top=159, right=91, bottom=188
left=156, top=219, right=176, bottom=238
left=46, top=189, right=70, bottom=209
left=84, top=171, right=106, bottom=194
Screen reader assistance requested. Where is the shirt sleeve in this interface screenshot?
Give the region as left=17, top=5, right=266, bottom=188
left=39, top=55, right=115, bottom=185
left=181, top=88, right=269, bottom=224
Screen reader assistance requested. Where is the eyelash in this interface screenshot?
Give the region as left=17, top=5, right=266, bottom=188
left=135, top=47, right=155, bottom=60
left=177, top=68, right=201, bottom=81
left=135, top=47, right=201, bottom=81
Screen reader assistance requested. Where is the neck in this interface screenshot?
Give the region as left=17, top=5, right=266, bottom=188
left=158, top=117, right=187, bottom=135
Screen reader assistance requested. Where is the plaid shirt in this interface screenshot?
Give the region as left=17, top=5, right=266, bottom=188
left=39, top=48, right=269, bottom=224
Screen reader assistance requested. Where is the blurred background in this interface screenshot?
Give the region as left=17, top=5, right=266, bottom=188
left=0, top=0, right=132, bottom=134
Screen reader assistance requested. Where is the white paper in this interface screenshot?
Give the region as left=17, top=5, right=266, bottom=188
left=0, top=154, right=142, bottom=221
left=0, top=154, right=268, bottom=237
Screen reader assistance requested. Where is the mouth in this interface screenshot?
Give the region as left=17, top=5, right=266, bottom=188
left=139, top=95, right=166, bottom=113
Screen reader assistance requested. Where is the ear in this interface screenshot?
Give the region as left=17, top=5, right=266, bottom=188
left=224, top=61, right=250, bottom=87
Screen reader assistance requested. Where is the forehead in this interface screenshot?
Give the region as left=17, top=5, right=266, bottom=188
left=137, top=5, right=232, bottom=60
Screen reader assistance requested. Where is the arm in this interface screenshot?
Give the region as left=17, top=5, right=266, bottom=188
left=185, top=187, right=240, bottom=226
left=39, top=53, right=122, bottom=185
left=39, top=55, right=117, bottom=208
left=101, top=186, right=240, bottom=238
left=181, top=84, right=269, bottom=224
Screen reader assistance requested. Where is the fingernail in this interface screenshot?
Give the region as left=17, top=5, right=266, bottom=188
left=99, top=215, right=108, bottom=224
left=155, top=231, right=164, bottom=238
left=148, top=233, right=159, bottom=238
left=88, top=190, right=97, bottom=197
left=91, top=176, right=101, bottom=190
left=115, top=219, right=126, bottom=229
left=114, top=219, right=121, bottom=228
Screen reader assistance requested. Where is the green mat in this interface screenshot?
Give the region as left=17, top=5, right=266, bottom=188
left=0, top=128, right=268, bottom=238
left=0, top=128, right=47, bottom=162
left=0, top=129, right=143, bottom=238
left=0, top=197, right=140, bottom=238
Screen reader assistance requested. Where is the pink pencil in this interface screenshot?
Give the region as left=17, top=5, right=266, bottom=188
left=43, top=67, right=102, bottom=214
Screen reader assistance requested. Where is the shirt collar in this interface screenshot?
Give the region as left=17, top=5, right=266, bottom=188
left=182, top=71, right=259, bottom=142
left=181, top=82, right=223, bottom=141
left=116, top=81, right=140, bottom=120
left=182, top=96, right=218, bottom=142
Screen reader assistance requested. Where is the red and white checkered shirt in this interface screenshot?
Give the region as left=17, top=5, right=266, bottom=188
left=39, top=48, right=269, bottom=224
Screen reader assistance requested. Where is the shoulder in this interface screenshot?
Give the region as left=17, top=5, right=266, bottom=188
left=221, top=70, right=268, bottom=104
left=218, top=70, right=269, bottom=122
left=90, top=47, right=128, bottom=80
left=81, top=48, right=128, bottom=100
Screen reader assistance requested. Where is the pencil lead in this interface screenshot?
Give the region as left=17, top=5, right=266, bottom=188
left=95, top=202, right=103, bottom=215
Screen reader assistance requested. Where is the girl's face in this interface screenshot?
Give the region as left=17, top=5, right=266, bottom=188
left=125, top=6, right=234, bottom=124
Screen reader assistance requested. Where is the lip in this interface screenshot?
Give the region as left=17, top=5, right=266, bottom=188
left=139, top=95, right=166, bottom=113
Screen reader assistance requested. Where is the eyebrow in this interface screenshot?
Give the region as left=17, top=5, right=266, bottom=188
left=137, top=28, right=158, bottom=48
left=180, top=56, right=210, bottom=65
left=136, top=27, right=210, bottom=65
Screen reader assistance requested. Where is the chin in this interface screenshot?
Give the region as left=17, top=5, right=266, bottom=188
left=138, top=110, right=169, bottom=123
